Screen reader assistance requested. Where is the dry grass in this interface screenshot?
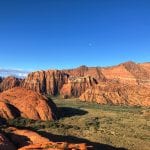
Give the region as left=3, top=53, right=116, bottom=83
left=48, top=98, right=150, bottom=150
left=6, top=98, right=150, bottom=150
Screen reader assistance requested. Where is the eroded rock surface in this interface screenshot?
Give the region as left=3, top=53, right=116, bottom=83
left=60, top=76, right=98, bottom=98
left=0, top=76, right=21, bottom=92
left=23, top=70, right=69, bottom=95
left=4, top=127, right=90, bottom=150
left=80, top=81, right=150, bottom=106
left=0, top=87, right=57, bottom=120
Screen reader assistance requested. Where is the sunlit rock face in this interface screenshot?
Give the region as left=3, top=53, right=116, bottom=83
left=80, top=81, right=150, bottom=106
left=23, top=70, right=69, bottom=95
left=22, top=66, right=106, bottom=97
left=0, top=87, right=58, bottom=121
left=22, top=62, right=150, bottom=106
left=0, top=76, right=22, bottom=92
left=2, top=127, right=90, bottom=150
left=101, top=61, right=150, bottom=85
left=60, top=76, right=98, bottom=98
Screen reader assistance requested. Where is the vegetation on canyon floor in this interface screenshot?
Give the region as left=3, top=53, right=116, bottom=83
left=3, top=97, right=150, bottom=150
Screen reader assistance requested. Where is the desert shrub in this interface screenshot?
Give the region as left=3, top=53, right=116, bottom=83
left=85, top=117, right=100, bottom=131
left=7, top=117, right=35, bottom=127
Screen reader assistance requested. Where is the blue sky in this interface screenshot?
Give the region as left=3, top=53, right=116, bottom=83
left=0, top=0, right=150, bottom=71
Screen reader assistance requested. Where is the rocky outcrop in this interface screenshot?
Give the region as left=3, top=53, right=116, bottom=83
left=0, top=76, right=22, bottom=92
left=6, top=127, right=49, bottom=148
left=80, top=81, right=150, bottom=106
left=23, top=67, right=106, bottom=97
left=4, top=127, right=90, bottom=150
left=23, top=70, right=69, bottom=95
left=19, top=142, right=88, bottom=150
left=22, top=62, right=150, bottom=106
left=0, top=102, right=20, bottom=120
left=64, top=65, right=106, bottom=82
left=140, top=62, right=150, bottom=71
left=60, top=76, right=97, bottom=98
left=101, top=61, right=150, bottom=85
left=0, top=87, right=57, bottom=120
left=122, top=61, right=150, bottom=84
left=0, top=133, right=16, bottom=150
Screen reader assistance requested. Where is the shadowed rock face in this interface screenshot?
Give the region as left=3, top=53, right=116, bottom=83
left=0, top=87, right=57, bottom=120
left=80, top=81, right=150, bottom=106
left=0, top=76, right=22, bottom=92
left=0, top=133, right=16, bottom=150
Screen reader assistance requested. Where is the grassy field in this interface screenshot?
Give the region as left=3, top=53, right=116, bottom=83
left=6, top=97, right=150, bottom=150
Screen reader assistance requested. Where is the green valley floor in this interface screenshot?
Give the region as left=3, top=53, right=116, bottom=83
left=6, top=98, right=150, bottom=150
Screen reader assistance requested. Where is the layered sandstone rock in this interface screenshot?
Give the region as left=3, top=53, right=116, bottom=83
left=6, top=127, right=49, bottom=148
left=64, top=65, right=106, bottom=82
left=80, top=81, right=150, bottom=106
left=23, top=66, right=105, bottom=97
left=101, top=61, right=150, bottom=85
left=139, top=62, right=150, bottom=79
left=0, top=102, right=20, bottom=120
left=23, top=70, right=68, bottom=95
left=0, top=87, right=57, bottom=120
left=21, top=62, right=150, bottom=106
left=60, top=76, right=97, bottom=98
left=0, top=133, right=16, bottom=150
left=4, top=127, right=90, bottom=150
left=0, top=76, right=21, bottom=92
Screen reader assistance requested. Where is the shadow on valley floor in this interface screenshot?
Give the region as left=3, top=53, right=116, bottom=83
left=38, top=130, right=127, bottom=150
left=58, top=107, right=88, bottom=118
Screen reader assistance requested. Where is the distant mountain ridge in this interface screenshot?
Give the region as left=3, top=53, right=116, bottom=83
left=0, top=69, right=29, bottom=78
left=0, top=61, right=149, bottom=106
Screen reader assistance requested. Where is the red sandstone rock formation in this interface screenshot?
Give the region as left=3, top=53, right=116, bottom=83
left=0, top=101, right=19, bottom=120
left=23, top=70, right=68, bottom=95
left=80, top=81, right=150, bottom=106
left=0, top=87, right=57, bottom=120
left=139, top=62, right=150, bottom=78
left=22, top=66, right=105, bottom=97
left=6, top=127, right=49, bottom=148
left=64, top=65, right=106, bottom=82
left=101, top=61, right=150, bottom=85
left=4, top=127, right=90, bottom=150
left=0, top=76, right=21, bottom=92
left=22, top=62, right=150, bottom=106
left=60, top=76, right=97, bottom=98
left=19, top=142, right=89, bottom=150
